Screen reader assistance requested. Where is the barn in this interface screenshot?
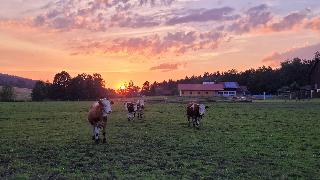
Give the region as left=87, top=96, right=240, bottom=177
left=219, top=82, right=240, bottom=97
left=178, top=82, right=247, bottom=97
left=178, top=83, right=224, bottom=97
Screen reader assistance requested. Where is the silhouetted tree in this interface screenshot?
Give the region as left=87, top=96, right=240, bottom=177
left=92, top=73, right=106, bottom=98
left=0, top=85, right=15, bottom=102
left=31, top=81, right=50, bottom=101
left=106, top=88, right=118, bottom=98
left=126, top=80, right=140, bottom=97
left=50, top=71, right=71, bottom=100
left=67, top=74, right=87, bottom=100
left=141, top=81, right=151, bottom=96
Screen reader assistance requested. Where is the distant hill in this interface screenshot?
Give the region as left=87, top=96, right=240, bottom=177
left=0, top=73, right=37, bottom=89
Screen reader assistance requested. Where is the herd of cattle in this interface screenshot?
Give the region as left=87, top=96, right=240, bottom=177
left=88, top=98, right=208, bottom=143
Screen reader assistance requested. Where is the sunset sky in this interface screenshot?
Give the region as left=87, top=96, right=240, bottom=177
left=1, top=0, right=320, bottom=88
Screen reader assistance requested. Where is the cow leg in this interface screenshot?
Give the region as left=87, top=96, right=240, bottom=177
left=187, top=116, right=191, bottom=127
left=91, top=125, right=95, bottom=140
left=102, top=118, right=107, bottom=143
left=192, top=117, right=196, bottom=127
left=196, top=117, right=200, bottom=127
left=94, top=125, right=101, bottom=143
left=127, top=113, right=131, bottom=121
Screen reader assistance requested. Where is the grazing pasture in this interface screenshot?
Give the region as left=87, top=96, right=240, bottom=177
left=0, top=100, right=319, bottom=179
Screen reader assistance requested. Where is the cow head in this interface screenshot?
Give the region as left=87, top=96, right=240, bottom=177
left=99, top=98, right=113, bottom=114
left=199, top=104, right=207, bottom=116
left=125, top=102, right=137, bottom=112
left=124, top=102, right=128, bottom=110
left=136, top=100, right=145, bottom=109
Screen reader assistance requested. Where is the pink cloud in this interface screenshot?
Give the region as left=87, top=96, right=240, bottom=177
left=305, top=17, right=320, bottom=32
left=262, top=43, right=320, bottom=66
left=228, top=4, right=273, bottom=34
left=70, top=30, right=226, bottom=57
left=270, top=12, right=306, bottom=31
left=150, top=62, right=187, bottom=72
left=166, top=7, right=239, bottom=25
left=109, top=12, right=161, bottom=28
left=22, top=0, right=177, bottom=31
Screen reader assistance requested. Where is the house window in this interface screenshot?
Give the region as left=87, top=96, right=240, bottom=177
left=206, top=92, right=209, bottom=94
left=181, top=91, right=184, bottom=94
left=190, top=92, right=192, bottom=95
left=198, top=92, right=201, bottom=94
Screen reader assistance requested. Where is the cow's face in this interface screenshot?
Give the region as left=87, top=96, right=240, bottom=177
left=99, top=98, right=112, bottom=114
left=199, top=104, right=206, bottom=116
left=125, top=102, right=136, bottom=112
left=133, top=103, right=138, bottom=111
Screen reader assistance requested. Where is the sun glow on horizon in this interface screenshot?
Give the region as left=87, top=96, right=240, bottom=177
left=119, top=84, right=126, bottom=90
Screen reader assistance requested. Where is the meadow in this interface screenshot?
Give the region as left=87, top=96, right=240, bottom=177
left=0, top=100, right=319, bottom=179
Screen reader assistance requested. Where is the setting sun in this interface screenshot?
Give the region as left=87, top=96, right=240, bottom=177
left=120, top=85, right=126, bottom=90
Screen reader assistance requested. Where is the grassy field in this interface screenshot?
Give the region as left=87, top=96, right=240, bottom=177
left=0, top=100, right=319, bottom=179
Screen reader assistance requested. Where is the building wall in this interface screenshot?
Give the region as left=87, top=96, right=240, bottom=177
left=180, top=90, right=219, bottom=97
left=218, top=91, right=237, bottom=97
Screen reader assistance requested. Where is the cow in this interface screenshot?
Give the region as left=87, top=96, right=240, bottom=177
left=186, top=102, right=208, bottom=127
left=124, top=102, right=137, bottom=121
left=136, top=99, right=145, bottom=119
left=88, top=98, right=114, bottom=143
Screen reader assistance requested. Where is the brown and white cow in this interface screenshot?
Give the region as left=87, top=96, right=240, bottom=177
left=124, top=100, right=145, bottom=121
left=88, top=98, right=113, bottom=143
left=136, top=99, right=145, bottom=119
left=186, top=102, right=208, bottom=127
left=124, top=102, right=137, bottom=121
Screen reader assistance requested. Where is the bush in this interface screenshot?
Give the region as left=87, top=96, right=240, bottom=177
left=0, top=85, right=15, bottom=102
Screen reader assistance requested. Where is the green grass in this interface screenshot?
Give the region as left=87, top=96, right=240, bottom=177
left=0, top=101, right=319, bottom=179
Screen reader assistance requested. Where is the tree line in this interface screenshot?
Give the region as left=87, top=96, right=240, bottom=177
left=31, top=52, right=320, bottom=101
left=31, top=71, right=115, bottom=101
left=141, top=53, right=320, bottom=96
left=0, top=85, right=15, bottom=102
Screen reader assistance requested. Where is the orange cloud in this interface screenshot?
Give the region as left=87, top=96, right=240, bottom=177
left=262, top=43, right=320, bottom=67
left=150, top=62, right=187, bottom=72
left=69, top=31, right=226, bottom=58
left=305, top=17, right=320, bottom=32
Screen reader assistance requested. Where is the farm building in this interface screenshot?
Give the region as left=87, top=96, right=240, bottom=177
left=218, top=82, right=239, bottom=97
left=178, top=83, right=224, bottom=97
left=178, top=82, right=248, bottom=97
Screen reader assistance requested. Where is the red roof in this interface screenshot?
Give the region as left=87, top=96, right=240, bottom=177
left=178, top=84, right=224, bottom=91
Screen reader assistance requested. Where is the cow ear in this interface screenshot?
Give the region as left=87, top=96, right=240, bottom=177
left=110, top=101, right=114, bottom=105
left=205, top=106, right=209, bottom=109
